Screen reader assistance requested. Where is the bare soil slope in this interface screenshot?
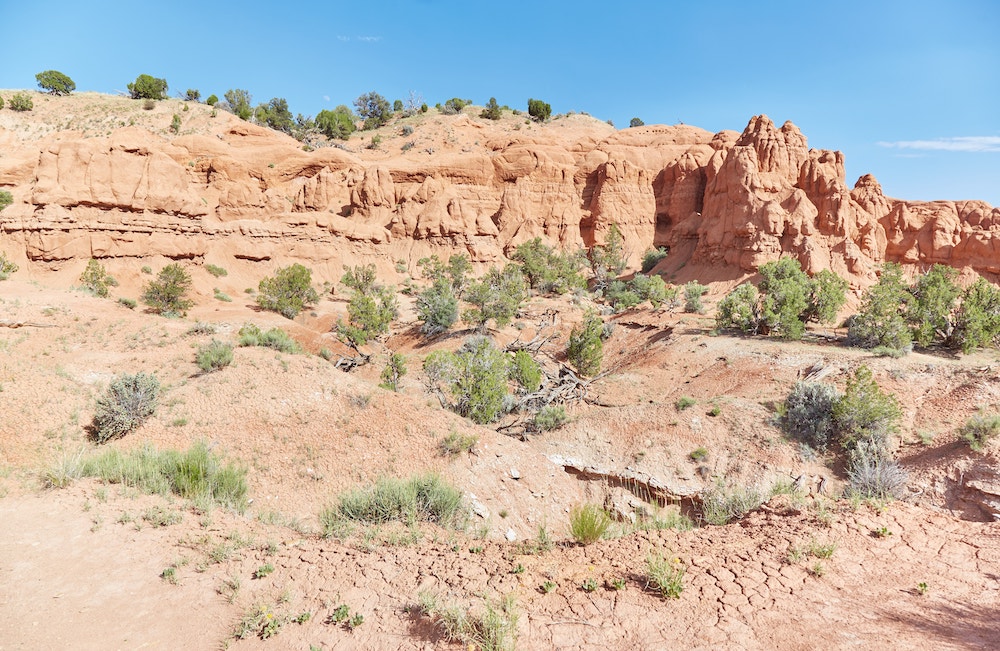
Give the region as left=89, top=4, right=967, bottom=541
left=1, top=275, right=998, bottom=650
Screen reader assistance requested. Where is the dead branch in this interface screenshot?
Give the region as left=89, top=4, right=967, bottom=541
left=504, top=309, right=559, bottom=355
left=0, top=320, right=57, bottom=329
left=334, top=352, right=370, bottom=372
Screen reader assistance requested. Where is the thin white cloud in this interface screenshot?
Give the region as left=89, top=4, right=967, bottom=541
left=323, top=95, right=330, bottom=102
left=877, top=136, right=1000, bottom=152
left=335, top=35, right=382, bottom=43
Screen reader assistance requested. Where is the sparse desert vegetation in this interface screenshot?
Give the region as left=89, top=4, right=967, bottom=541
left=0, top=88, right=999, bottom=651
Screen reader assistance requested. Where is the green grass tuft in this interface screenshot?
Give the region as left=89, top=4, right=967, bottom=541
left=320, top=474, right=466, bottom=535
left=74, top=441, right=248, bottom=512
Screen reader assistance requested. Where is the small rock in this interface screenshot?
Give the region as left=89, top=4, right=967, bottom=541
left=505, top=529, right=517, bottom=542
left=471, top=499, right=490, bottom=519
left=509, top=467, right=521, bottom=480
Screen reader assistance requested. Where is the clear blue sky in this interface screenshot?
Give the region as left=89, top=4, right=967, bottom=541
left=3, top=0, right=998, bottom=205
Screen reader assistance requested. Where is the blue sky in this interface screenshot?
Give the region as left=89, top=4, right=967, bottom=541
left=3, top=0, right=998, bottom=205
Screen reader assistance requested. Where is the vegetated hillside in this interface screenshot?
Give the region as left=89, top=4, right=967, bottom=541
left=2, top=92, right=1000, bottom=650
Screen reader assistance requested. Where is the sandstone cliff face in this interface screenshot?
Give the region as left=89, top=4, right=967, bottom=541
left=0, top=97, right=996, bottom=283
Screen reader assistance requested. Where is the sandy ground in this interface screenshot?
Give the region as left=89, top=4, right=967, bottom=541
left=1, top=273, right=999, bottom=650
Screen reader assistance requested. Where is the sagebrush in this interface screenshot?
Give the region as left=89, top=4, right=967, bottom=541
left=92, top=373, right=161, bottom=443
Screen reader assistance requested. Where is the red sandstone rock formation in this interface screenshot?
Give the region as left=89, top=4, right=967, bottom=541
left=0, top=96, right=996, bottom=283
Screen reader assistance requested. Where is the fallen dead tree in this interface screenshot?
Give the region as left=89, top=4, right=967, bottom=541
left=0, top=320, right=57, bottom=329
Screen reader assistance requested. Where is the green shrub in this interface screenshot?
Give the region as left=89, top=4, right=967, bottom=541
left=77, top=441, right=247, bottom=512
left=340, top=264, right=377, bottom=293
left=646, top=553, right=685, bottom=599
left=630, top=117, right=645, bottom=128
left=213, top=288, right=231, bottom=302
left=354, top=91, right=391, bottom=130
left=462, top=264, right=527, bottom=331
left=196, top=340, right=234, bottom=372
left=417, top=592, right=519, bottom=651
left=234, top=604, right=286, bottom=639
left=605, top=280, right=641, bottom=311
left=700, top=482, right=763, bottom=525
left=9, top=93, right=33, bottom=112
left=320, top=474, right=465, bottom=531
left=141, top=263, right=194, bottom=316
left=237, top=323, right=301, bottom=353
left=253, top=97, right=294, bottom=133
left=716, top=283, right=761, bottom=334
left=675, top=396, right=696, bottom=411
left=206, top=94, right=219, bottom=106
left=417, top=280, right=458, bottom=335
left=532, top=405, right=567, bottom=431
left=755, top=258, right=814, bottom=338
left=256, top=263, right=319, bottom=319
left=641, top=247, right=668, bottom=273
left=806, top=269, right=850, bottom=324
left=223, top=88, right=253, bottom=120
left=848, top=263, right=911, bottom=352
left=79, top=259, right=111, bottom=297
left=315, top=105, right=356, bottom=140
left=417, top=253, right=472, bottom=297
left=92, top=373, right=161, bottom=443
left=117, top=297, right=137, bottom=309
left=511, top=238, right=585, bottom=295
left=906, top=264, right=960, bottom=347
left=480, top=97, right=502, bottom=120
left=871, top=345, right=906, bottom=358
left=424, top=337, right=511, bottom=424
left=439, top=431, right=479, bottom=456
left=588, top=224, right=627, bottom=291
left=509, top=350, right=541, bottom=393
left=951, top=278, right=1000, bottom=353
left=0, top=95, right=4, bottom=110
left=639, top=276, right=677, bottom=310
left=832, top=365, right=900, bottom=453
left=683, top=281, right=708, bottom=313
left=567, top=310, right=603, bottom=377
left=0, top=190, right=12, bottom=211
left=36, top=70, right=75, bottom=95
left=380, top=352, right=407, bottom=391
left=527, top=98, right=551, bottom=122
left=128, top=74, right=168, bottom=100
left=338, top=287, right=398, bottom=346
left=170, top=114, right=182, bottom=134
left=568, top=503, right=611, bottom=544
left=184, top=89, right=201, bottom=102
left=782, top=382, right=842, bottom=452
left=442, top=97, right=471, bottom=114
left=717, top=263, right=848, bottom=337
left=607, top=273, right=675, bottom=311
left=0, top=251, right=19, bottom=280
left=960, top=412, right=1000, bottom=451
